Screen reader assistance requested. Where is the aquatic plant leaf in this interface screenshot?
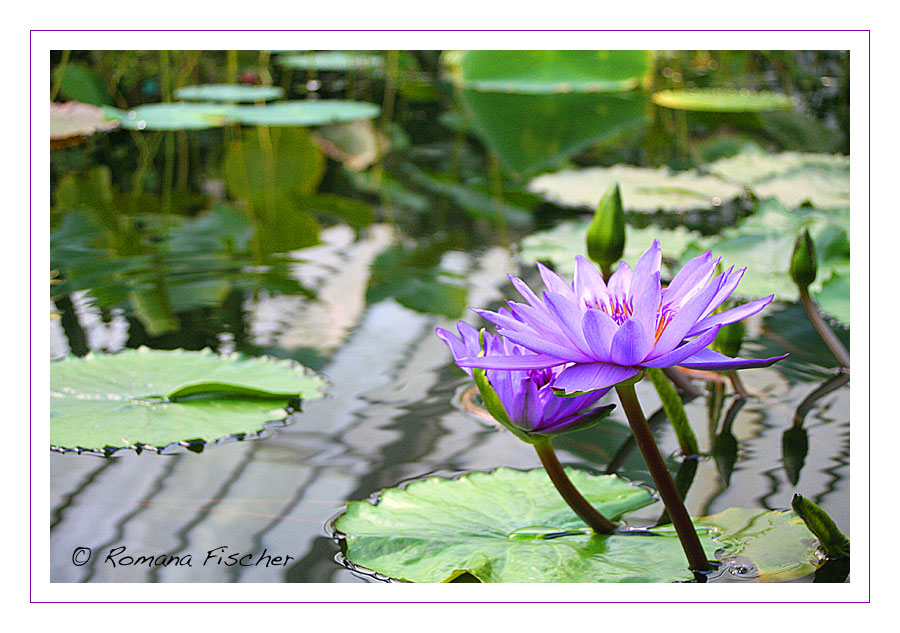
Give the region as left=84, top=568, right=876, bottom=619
left=174, top=84, right=285, bottom=103
left=652, top=89, right=795, bottom=112
left=334, top=468, right=822, bottom=583
left=277, top=51, right=384, bottom=72
left=707, top=149, right=850, bottom=209
left=455, top=50, right=653, bottom=93
left=103, top=103, right=232, bottom=131
left=519, top=220, right=706, bottom=277
left=458, top=90, right=649, bottom=177
left=528, top=164, right=744, bottom=213
left=50, top=348, right=327, bottom=453
left=50, top=102, right=119, bottom=147
left=53, top=63, right=111, bottom=106
left=224, top=100, right=380, bottom=127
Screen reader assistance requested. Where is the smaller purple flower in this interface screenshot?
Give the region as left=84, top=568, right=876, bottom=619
left=436, top=320, right=615, bottom=441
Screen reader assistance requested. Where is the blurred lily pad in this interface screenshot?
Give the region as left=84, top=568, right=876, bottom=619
left=334, top=467, right=822, bottom=582
left=454, top=50, right=653, bottom=93
left=519, top=220, right=704, bottom=277
left=50, top=102, right=119, bottom=148
left=50, top=348, right=327, bottom=453
left=528, top=164, right=744, bottom=213
left=174, top=84, right=285, bottom=102
left=652, top=89, right=795, bottom=112
left=707, top=149, right=850, bottom=209
left=225, top=100, right=380, bottom=127
left=277, top=51, right=384, bottom=72
left=104, top=103, right=232, bottom=131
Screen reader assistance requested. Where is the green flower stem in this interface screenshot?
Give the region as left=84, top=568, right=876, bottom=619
left=532, top=438, right=618, bottom=535
left=615, top=383, right=711, bottom=572
left=799, top=288, right=850, bottom=369
left=646, top=367, right=699, bottom=457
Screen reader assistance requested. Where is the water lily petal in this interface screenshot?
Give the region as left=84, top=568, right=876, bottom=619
left=698, top=266, right=744, bottom=321
left=639, top=325, right=722, bottom=368
left=552, top=362, right=640, bottom=394
left=630, top=239, right=662, bottom=299
left=574, top=255, right=610, bottom=310
left=663, top=251, right=712, bottom=303
left=544, top=291, right=592, bottom=355
left=676, top=348, right=790, bottom=370
left=687, top=295, right=774, bottom=337
left=609, top=318, right=652, bottom=366
left=456, top=353, right=566, bottom=370
left=582, top=308, right=618, bottom=361
left=607, top=261, right=633, bottom=298
left=498, top=327, right=594, bottom=362
left=537, top=261, right=576, bottom=300
left=631, top=271, right=662, bottom=339
left=533, top=403, right=616, bottom=436
left=652, top=276, right=722, bottom=358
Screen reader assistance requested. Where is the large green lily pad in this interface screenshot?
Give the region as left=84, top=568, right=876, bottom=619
left=103, top=103, right=232, bottom=131
left=453, top=50, right=653, bottom=93
left=174, top=84, right=285, bottom=103
left=652, top=89, right=795, bottom=112
left=225, top=100, right=380, bottom=127
left=50, top=348, right=327, bottom=453
left=334, top=468, right=823, bottom=583
left=528, top=164, right=744, bottom=213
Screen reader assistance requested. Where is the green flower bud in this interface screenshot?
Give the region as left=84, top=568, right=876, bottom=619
left=790, top=228, right=818, bottom=290
left=712, top=319, right=745, bottom=358
left=791, top=493, right=850, bottom=559
left=586, top=183, right=626, bottom=274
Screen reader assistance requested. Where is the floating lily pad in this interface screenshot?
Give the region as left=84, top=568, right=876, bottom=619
left=103, top=103, right=232, bottom=131
left=224, top=100, right=381, bottom=127
left=50, top=102, right=119, bottom=148
left=174, top=84, right=285, bottom=103
left=519, top=221, right=704, bottom=277
left=334, top=468, right=822, bottom=583
left=277, top=51, right=384, bottom=72
left=528, top=164, right=744, bottom=213
left=707, top=150, right=850, bottom=209
left=652, top=89, right=795, bottom=112
left=454, top=50, right=653, bottom=93
left=50, top=348, right=327, bottom=453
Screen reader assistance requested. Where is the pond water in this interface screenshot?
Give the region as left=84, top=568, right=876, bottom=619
left=49, top=50, right=850, bottom=583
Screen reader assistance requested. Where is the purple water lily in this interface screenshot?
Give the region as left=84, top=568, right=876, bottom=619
left=457, top=240, right=788, bottom=395
left=436, top=321, right=614, bottom=438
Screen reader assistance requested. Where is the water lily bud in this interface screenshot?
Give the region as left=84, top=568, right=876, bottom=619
left=712, top=319, right=745, bottom=358
left=790, top=228, right=818, bottom=290
left=791, top=493, right=850, bottom=559
left=586, top=183, right=626, bottom=273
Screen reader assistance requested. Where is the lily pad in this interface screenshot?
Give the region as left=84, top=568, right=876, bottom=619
left=50, top=102, right=119, bottom=147
left=277, top=51, right=384, bottom=72
left=224, top=100, right=381, bottom=127
left=50, top=348, right=327, bottom=453
left=707, top=150, right=850, bottom=209
left=528, top=164, right=744, bottom=213
left=453, top=50, right=653, bottom=93
left=652, top=89, right=795, bottom=112
left=519, top=220, right=704, bottom=277
left=103, top=103, right=232, bottom=131
left=334, top=468, right=822, bottom=583
left=174, top=84, right=285, bottom=103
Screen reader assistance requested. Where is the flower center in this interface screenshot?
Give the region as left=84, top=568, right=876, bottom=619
left=595, top=295, right=633, bottom=325
left=527, top=368, right=555, bottom=387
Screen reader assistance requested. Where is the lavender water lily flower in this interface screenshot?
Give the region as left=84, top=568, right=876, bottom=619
left=436, top=321, right=615, bottom=440
left=457, top=240, right=788, bottom=395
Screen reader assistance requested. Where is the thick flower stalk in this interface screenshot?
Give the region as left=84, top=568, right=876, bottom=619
left=437, top=321, right=619, bottom=533
left=457, top=240, right=787, bottom=394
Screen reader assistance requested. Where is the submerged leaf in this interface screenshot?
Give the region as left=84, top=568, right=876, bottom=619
left=652, top=89, right=795, bottom=113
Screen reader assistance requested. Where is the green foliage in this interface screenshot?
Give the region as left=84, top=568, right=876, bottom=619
left=652, top=88, right=795, bottom=112
left=50, top=348, right=327, bottom=453
left=335, top=468, right=822, bottom=582
left=456, top=50, right=654, bottom=93
left=53, top=63, right=111, bottom=106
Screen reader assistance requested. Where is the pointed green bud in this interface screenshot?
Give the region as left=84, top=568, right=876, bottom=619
left=790, top=228, right=818, bottom=290
left=791, top=493, right=850, bottom=559
left=586, top=183, right=626, bottom=274
left=712, top=319, right=745, bottom=358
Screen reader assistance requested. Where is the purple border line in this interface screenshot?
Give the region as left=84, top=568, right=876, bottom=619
left=34, top=31, right=870, bottom=604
